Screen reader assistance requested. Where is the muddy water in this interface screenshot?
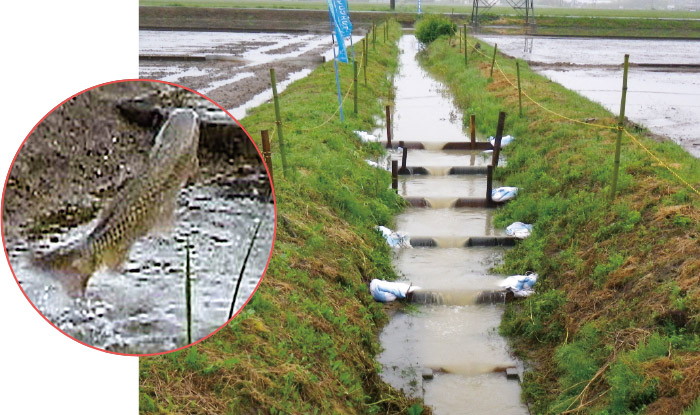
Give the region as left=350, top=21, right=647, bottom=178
left=398, top=175, right=490, bottom=199
left=7, top=186, right=274, bottom=354
left=373, top=36, right=478, bottom=142
left=478, top=35, right=700, bottom=158
left=402, top=149, right=493, bottom=170
left=377, top=35, right=528, bottom=414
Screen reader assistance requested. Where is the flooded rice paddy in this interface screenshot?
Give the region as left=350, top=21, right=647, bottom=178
left=478, top=35, right=700, bottom=158
left=139, top=30, right=361, bottom=119
left=377, top=35, right=528, bottom=414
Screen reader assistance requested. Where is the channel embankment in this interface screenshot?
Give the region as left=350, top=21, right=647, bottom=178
left=139, top=21, right=432, bottom=414
left=140, top=6, right=700, bottom=39
left=139, top=6, right=416, bottom=32
left=418, top=35, right=700, bottom=414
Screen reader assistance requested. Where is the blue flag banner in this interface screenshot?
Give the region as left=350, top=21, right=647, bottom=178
left=327, top=0, right=352, bottom=38
left=327, top=0, right=353, bottom=63
left=335, top=29, right=348, bottom=63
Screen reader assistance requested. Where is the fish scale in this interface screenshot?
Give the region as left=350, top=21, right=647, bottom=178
left=35, top=109, right=200, bottom=296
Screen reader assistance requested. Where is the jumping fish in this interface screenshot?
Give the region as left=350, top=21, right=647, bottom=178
left=34, top=109, right=200, bottom=296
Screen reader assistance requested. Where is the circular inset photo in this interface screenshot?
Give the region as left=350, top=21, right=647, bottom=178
left=2, top=80, right=275, bottom=355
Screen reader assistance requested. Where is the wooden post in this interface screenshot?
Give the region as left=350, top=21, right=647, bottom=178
left=385, top=105, right=392, bottom=148
left=470, top=114, right=476, bottom=149
left=373, top=23, right=376, bottom=49
left=490, top=43, right=498, bottom=78
left=270, top=68, right=288, bottom=177
left=491, top=111, right=506, bottom=168
left=464, top=23, right=468, bottom=66
left=363, top=37, right=367, bottom=85
left=610, top=54, right=630, bottom=201
left=261, top=130, right=274, bottom=185
left=353, top=59, right=358, bottom=114
left=516, top=61, right=523, bottom=117
left=400, top=143, right=408, bottom=174
left=459, top=27, right=462, bottom=50
left=185, top=236, right=192, bottom=345
left=391, top=160, right=398, bottom=191
left=486, top=165, right=494, bottom=207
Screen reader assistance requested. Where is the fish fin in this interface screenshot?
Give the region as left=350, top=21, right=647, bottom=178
left=33, top=248, right=94, bottom=297
left=101, top=243, right=131, bottom=271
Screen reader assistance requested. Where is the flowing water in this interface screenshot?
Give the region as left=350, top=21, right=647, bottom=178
left=7, top=186, right=274, bottom=354
left=377, top=35, right=528, bottom=414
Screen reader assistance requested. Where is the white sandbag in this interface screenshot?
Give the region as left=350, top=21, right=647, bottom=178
left=499, top=272, right=538, bottom=297
left=376, top=225, right=412, bottom=248
left=491, top=187, right=518, bottom=202
left=489, top=134, right=514, bottom=148
left=354, top=130, right=378, bottom=142
left=370, top=279, right=420, bottom=302
left=506, top=222, right=533, bottom=239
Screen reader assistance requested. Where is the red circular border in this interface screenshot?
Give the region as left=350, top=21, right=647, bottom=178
left=1, top=78, right=277, bottom=357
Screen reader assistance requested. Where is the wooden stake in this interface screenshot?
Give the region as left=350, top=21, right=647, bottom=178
left=363, top=37, right=367, bottom=85
left=261, top=130, right=274, bottom=185
left=391, top=160, right=398, bottom=191
left=470, top=114, right=476, bottom=149
left=516, top=61, right=523, bottom=117
left=373, top=23, right=376, bottom=48
left=400, top=144, right=408, bottom=174
left=491, top=111, right=506, bottom=168
left=270, top=68, right=288, bottom=177
left=610, top=54, right=630, bottom=201
left=486, top=165, right=494, bottom=207
left=490, top=43, right=498, bottom=78
left=464, top=23, right=468, bottom=66
left=386, top=105, right=392, bottom=148
left=185, top=236, right=192, bottom=345
left=353, top=59, right=358, bottom=114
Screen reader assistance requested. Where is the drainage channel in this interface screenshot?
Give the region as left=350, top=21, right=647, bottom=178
left=376, top=35, right=529, bottom=414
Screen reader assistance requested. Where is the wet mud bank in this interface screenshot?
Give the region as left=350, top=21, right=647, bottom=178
left=139, top=30, right=362, bottom=119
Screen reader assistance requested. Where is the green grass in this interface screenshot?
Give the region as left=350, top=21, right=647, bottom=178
left=418, top=32, right=700, bottom=414
left=139, top=21, right=427, bottom=414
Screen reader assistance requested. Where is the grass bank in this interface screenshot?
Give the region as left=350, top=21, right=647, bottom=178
left=418, top=35, right=700, bottom=414
left=139, top=22, right=427, bottom=414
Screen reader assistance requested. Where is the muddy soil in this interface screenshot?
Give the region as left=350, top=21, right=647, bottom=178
left=4, top=82, right=159, bottom=240
left=3, top=81, right=270, bottom=241
left=139, top=31, right=336, bottom=117
left=142, top=59, right=312, bottom=117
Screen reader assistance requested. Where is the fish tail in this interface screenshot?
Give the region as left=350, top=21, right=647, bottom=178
left=33, top=246, right=95, bottom=297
